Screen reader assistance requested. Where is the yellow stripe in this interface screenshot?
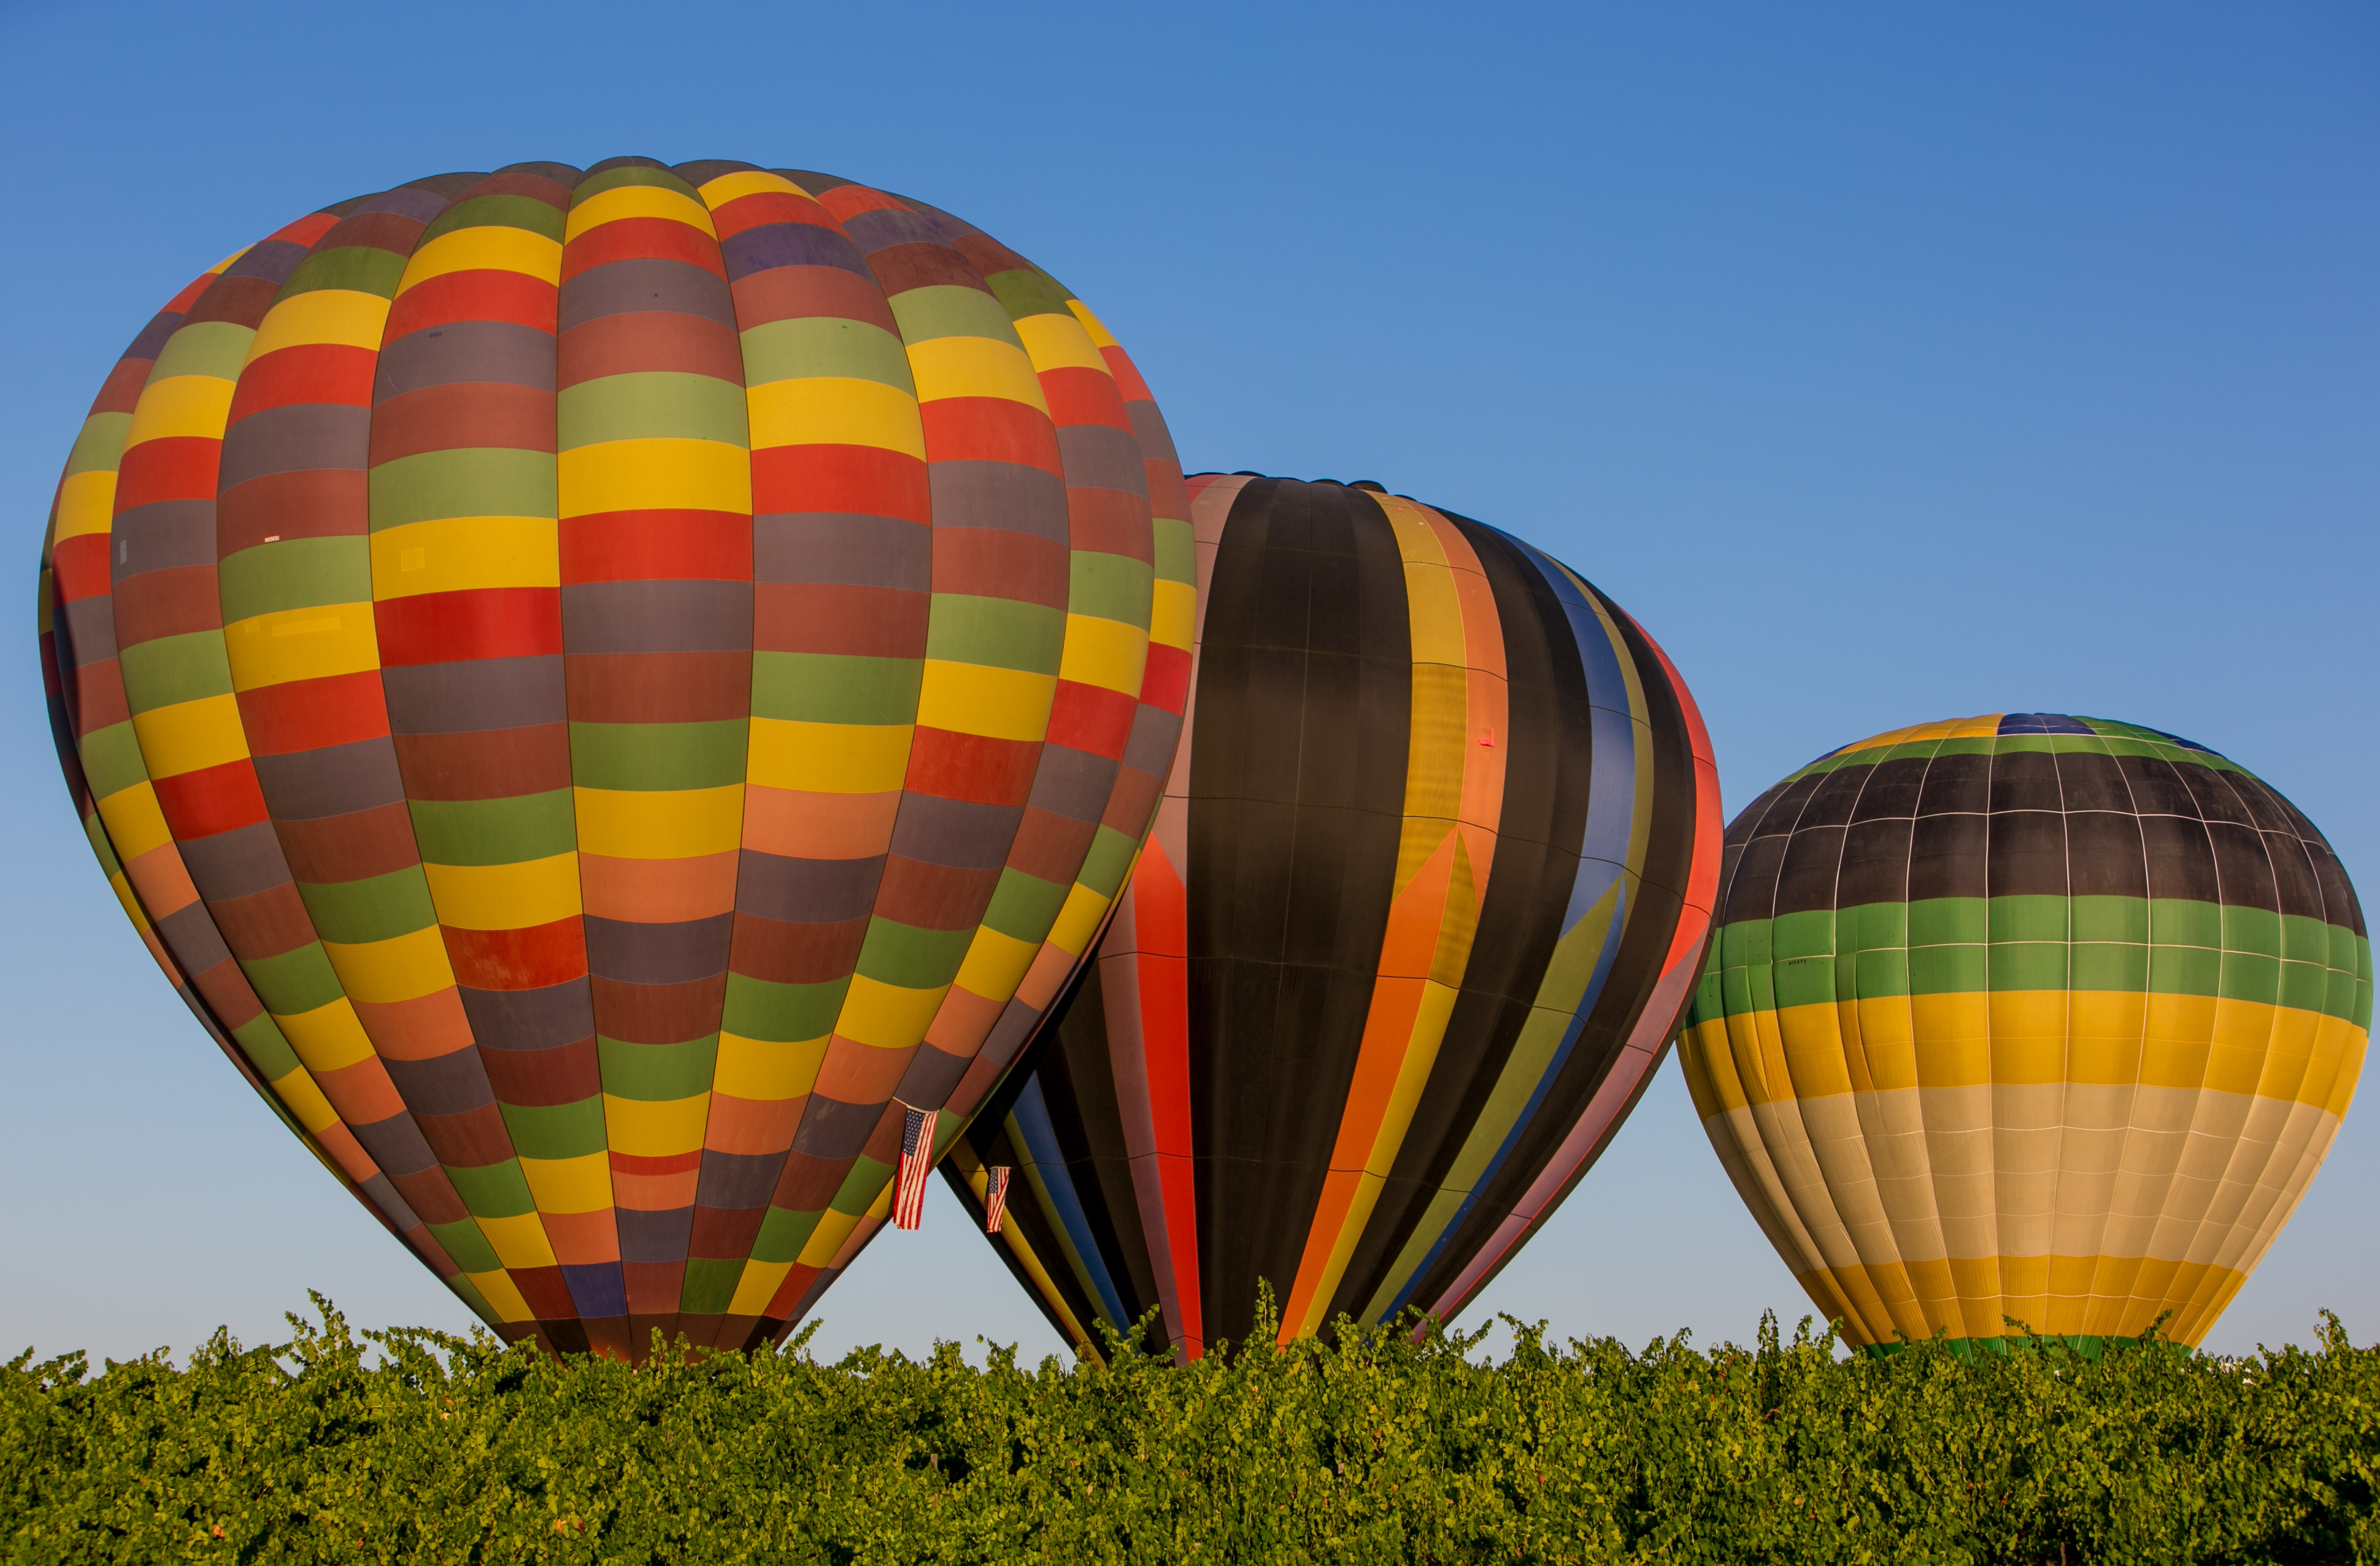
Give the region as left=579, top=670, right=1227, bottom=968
left=1014, top=312, right=1111, bottom=375
left=904, top=336, right=1050, bottom=412
left=519, top=1153, right=612, bottom=1215
left=914, top=661, right=1054, bottom=742
left=603, top=1093, right=711, bottom=1156
left=130, top=694, right=249, bottom=778
left=728, top=1259, right=796, bottom=1315
left=1047, top=884, right=1112, bottom=959
left=53, top=470, right=118, bottom=541
left=276, top=997, right=377, bottom=1074
left=572, top=785, right=744, bottom=859
left=1150, top=578, right=1196, bottom=650
left=746, top=719, right=912, bottom=793
left=1690, top=994, right=2364, bottom=1108
left=558, top=438, right=749, bottom=516
left=952, top=925, right=1040, bottom=1001
left=94, top=783, right=174, bottom=862
left=1057, top=613, right=1149, bottom=696
left=715, top=1032, right=830, bottom=1100
left=1829, top=714, right=2003, bottom=756
left=125, top=375, right=235, bottom=447
left=476, top=1212, right=558, bottom=1270
left=396, top=227, right=564, bottom=293
left=371, top=516, right=558, bottom=599
left=1065, top=299, right=1120, bottom=350
left=422, top=854, right=582, bottom=931
left=698, top=169, right=810, bottom=205
left=320, top=924, right=453, bottom=1005
left=466, top=1269, right=536, bottom=1323
left=833, top=975, right=950, bottom=1049
left=745, top=377, right=925, bottom=458
left=224, top=604, right=379, bottom=690
left=266, top=1065, right=341, bottom=1135
left=246, top=290, right=392, bottom=361
left=564, top=183, right=717, bottom=241
left=797, top=1206, right=863, bottom=1267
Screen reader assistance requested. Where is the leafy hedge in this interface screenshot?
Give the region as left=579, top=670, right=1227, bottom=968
left=4, top=1294, right=2374, bottom=1564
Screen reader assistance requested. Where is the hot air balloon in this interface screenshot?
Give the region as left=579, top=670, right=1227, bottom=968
left=925, top=474, right=1722, bottom=1357
left=1677, top=713, right=2368, bottom=1353
left=36, top=158, right=1191, bottom=1359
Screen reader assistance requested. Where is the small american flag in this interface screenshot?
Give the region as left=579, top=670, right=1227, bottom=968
left=892, top=1103, right=936, bottom=1230
left=983, top=1165, right=1013, bottom=1234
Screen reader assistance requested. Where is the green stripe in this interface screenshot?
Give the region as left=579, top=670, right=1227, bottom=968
left=64, top=413, right=131, bottom=477
left=887, top=285, right=1025, bottom=349
left=925, top=594, right=1063, bottom=674
left=428, top=1217, right=501, bottom=1273
left=571, top=164, right=701, bottom=202
left=556, top=372, right=748, bottom=450
left=1068, top=552, right=1153, bottom=626
left=409, top=791, right=577, bottom=867
left=238, top=941, right=346, bottom=1015
left=750, top=652, right=919, bottom=723
left=855, top=917, right=973, bottom=989
left=298, top=867, right=439, bottom=945
left=723, top=972, right=849, bottom=1043
left=149, top=321, right=253, bottom=382
left=568, top=720, right=748, bottom=791
left=370, top=448, right=556, bottom=530
left=598, top=1034, right=718, bottom=1101
left=1698, top=896, right=2371, bottom=1024
left=739, top=317, right=914, bottom=391
left=981, top=267, right=1074, bottom=323
left=420, top=195, right=565, bottom=245
left=444, top=1159, right=537, bottom=1218
left=498, top=1096, right=607, bottom=1161
left=118, top=631, right=233, bottom=710
left=218, top=537, right=369, bottom=623
left=79, top=721, right=154, bottom=800
left=1792, top=731, right=2252, bottom=782
left=282, top=246, right=410, bottom=300
left=981, top=867, right=1068, bottom=943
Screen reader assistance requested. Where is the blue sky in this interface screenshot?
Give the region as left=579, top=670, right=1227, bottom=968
left=1, top=0, right=2373, bottom=1364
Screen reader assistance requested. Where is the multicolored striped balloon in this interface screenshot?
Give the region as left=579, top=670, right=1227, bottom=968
left=36, top=158, right=1190, bottom=1359
left=934, top=475, right=1722, bottom=1357
left=1677, top=713, right=2368, bottom=1353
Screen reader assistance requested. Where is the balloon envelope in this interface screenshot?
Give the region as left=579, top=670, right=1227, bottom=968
left=1678, top=713, right=2369, bottom=1351
left=938, top=474, right=1722, bottom=1357
left=37, top=158, right=1188, bottom=1359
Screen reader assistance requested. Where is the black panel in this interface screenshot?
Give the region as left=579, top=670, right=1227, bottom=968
left=1987, top=748, right=2064, bottom=814
left=1836, top=816, right=1916, bottom=908
left=1985, top=810, right=2070, bottom=899
left=2138, top=812, right=2221, bottom=905
left=1907, top=810, right=1989, bottom=902
left=2064, top=810, right=2150, bottom=900
left=1914, top=751, right=1990, bottom=816
left=2206, top=820, right=2280, bottom=913
left=2053, top=750, right=2135, bottom=815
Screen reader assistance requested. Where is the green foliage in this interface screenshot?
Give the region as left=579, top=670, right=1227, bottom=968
left=3, top=1291, right=2375, bottom=1564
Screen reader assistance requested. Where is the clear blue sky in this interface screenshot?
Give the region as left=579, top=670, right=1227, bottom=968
left=2, top=0, right=2373, bottom=1364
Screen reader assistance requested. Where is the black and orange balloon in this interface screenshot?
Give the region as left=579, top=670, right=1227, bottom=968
left=933, top=474, right=1723, bottom=1356
left=36, top=158, right=1189, bottom=1358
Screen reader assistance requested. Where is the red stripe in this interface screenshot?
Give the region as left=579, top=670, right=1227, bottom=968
left=561, top=217, right=727, bottom=282
left=1044, top=680, right=1136, bottom=759
left=750, top=443, right=930, bottom=524
left=919, top=399, right=1063, bottom=477
left=560, top=510, right=752, bottom=583
left=1039, top=366, right=1133, bottom=432
left=610, top=1148, right=702, bottom=1177
left=115, top=437, right=219, bottom=510
left=151, top=759, right=270, bottom=839
left=50, top=534, right=110, bottom=604
left=1100, top=347, right=1155, bottom=404
left=707, top=190, right=835, bottom=240
left=383, top=269, right=557, bottom=339
left=269, top=212, right=342, bottom=247
left=376, top=588, right=562, bottom=666
left=906, top=727, right=1040, bottom=805
left=227, top=345, right=375, bottom=421
left=238, top=670, right=390, bottom=754
left=1139, top=643, right=1192, bottom=715
left=818, top=185, right=907, bottom=221
left=442, top=918, right=589, bottom=991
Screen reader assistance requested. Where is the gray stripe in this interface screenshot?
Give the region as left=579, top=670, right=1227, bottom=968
left=251, top=736, right=408, bottom=819
left=349, top=1112, right=440, bottom=1178
left=562, top=580, right=752, bottom=654
left=583, top=913, right=733, bottom=985
left=1023, top=743, right=1114, bottom=823
left=734, top=850, right=884, bottom=924
left=218, top=404, right=370, bottom=492
left=375, top=320, right=556, bottom=399
left=695, top=1149, right=781, bottom=1210
left=1122, top=705, right=1183, bottom=778
left=888, top=795, right=1020, bottom=870
left=926, top=461, right=1067, bottom=540
left=461, top=978, right=596, bottom=1051
left=891, top=1041, right=968, bottom=1108
left=557, top=258, right=735, bottom=331
left=175, top=821, right=292, bottom=902
left=382, top=1050, right=498, bottom=1117
left=752, top=513, right=929, bottom=587
left=615, top=1205, right=694, bottom=1262
left=790, top=1092, right=882, bottom=1159
left=112, top=499, right=216, bottom=579
left=58, top=596, right=117, bottom=665
left=383, top=655, right=566, bottom=734
left=1056, top=424, right=1149, bottom=498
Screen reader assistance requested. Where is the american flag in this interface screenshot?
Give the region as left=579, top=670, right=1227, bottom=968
left=983, top=1165, right=1012, bottom=1234
left=892, top=1103, right=936, bottom=1230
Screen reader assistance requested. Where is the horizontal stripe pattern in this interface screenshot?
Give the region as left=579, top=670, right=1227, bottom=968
left=1677, top=712, right=2370, bottom=1349
left=38, top=158, right=1185, bottom=1361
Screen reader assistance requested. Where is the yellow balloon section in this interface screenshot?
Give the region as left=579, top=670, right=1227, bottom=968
left=1678, top=713, right=2368, bottom=1351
